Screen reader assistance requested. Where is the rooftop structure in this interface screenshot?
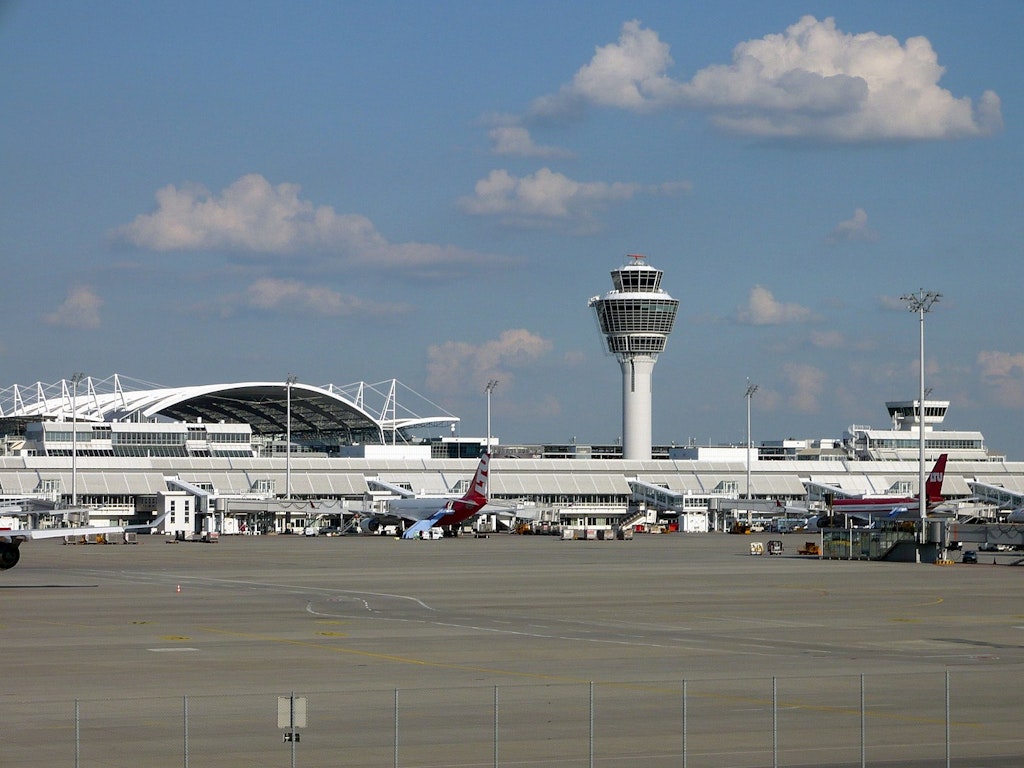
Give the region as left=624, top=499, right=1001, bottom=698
left=844, top=400, right=992, bottom=462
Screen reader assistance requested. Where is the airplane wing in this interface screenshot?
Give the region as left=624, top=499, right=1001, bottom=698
left=1, top=525, right=128, bottom=543
left=367, top=477, right=417, bottom=499
left=1, top=513, right=167, bottom=570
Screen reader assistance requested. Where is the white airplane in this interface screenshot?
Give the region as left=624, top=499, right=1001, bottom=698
left=360, top=451, right=491, bottom=539
left=0, top=514, right=167, bottom=571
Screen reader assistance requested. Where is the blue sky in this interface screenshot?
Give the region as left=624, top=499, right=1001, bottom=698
left=3, top=2, right=1022, bottom=455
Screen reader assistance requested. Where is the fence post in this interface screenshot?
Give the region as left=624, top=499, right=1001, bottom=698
left=393, top=688, right=399, bottom=768
left=681, top=679, right=688, bottom=768
left=860, top=674, right=866, bottom=768
left=493, top=685, right=499, bottom=768
left=945, top=670, right=951, bottom=768
left=291, top=692, right=298, bottom=768
left=74, top=698, right=80, bottom=768
left=589, top=681, right=594, bottom=768
left=183, top=695, right=189, bottom=768
left=772, top=676, right=778, bottom=768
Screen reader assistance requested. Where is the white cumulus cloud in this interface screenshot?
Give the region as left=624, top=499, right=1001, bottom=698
left=488, top=126, right=573, bottom=158
left=44, top=285, right=104, bottom=329
left=426, top=329, right=554, bottom=395
left=877, top=294, right=908, bottom=312
left=530, top=20, right=678, bottom=117
left=737, top=285, right=813, bottom=325
left=529, top=16, right=1002, bottom=142
left=458, top=167, right=684, bottom=230
left=978, top=351, right=1024, bottom=408
left=681, top=16, right=1002, bottom=141
left=827, top=208, right=879, bottom=244
left=243, top=278, right=410, bottom=317
left=112, top=174, right=508, bottom=275
left=783, top=362, right=827, bottom=413
left=809, top=330, right=847, bottom=349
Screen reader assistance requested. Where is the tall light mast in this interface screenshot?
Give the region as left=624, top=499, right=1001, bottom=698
left=285, top=374, right=297, bottom=500
left=745, top=380, right=758, bottom=501
left=589, top=255, right=679, bottom=460
left=900, top=289, right=941, bottom=525
left=70, top=372, right=84, bottom=513
left=485, top=379, right=499, bottom=454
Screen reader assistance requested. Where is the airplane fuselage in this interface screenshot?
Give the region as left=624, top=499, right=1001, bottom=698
left=831, top=497, right=922, bottom=515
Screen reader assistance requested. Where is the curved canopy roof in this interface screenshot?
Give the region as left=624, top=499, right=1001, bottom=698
left=133, top=382, right=383, bottom=440
left=0, top=376, right=386, bottom=442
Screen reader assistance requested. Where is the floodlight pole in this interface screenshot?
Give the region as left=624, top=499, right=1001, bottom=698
left=900, top=290, right=940, bottom=530
left=285, top=374, right=297, bottom=500
left=745, top=380, right=758, bottom=502
left=485, top=380, right=499, bottom=453
left=70, top=372, right=84, bottom=514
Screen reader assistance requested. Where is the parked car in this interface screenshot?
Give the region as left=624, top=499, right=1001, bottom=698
left=961, top=550, right=978, bottom=564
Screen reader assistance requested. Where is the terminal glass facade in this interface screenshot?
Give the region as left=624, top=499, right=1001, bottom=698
left=26, top=421, right=255, bottom=458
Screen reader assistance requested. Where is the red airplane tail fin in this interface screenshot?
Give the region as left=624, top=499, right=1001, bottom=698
left=925, top=453, right=948, bottom=503
left=461, top=451, right=490, bottom=507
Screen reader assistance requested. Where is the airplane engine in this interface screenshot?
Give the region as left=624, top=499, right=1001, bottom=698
left=0, top=542, right=21, bottom=570
left=358, top=518, right=381, bottom=534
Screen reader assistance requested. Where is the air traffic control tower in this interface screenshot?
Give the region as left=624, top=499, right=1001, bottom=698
left=589, top=255, right=679, bottom=460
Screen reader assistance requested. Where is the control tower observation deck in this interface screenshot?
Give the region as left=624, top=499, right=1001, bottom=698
left=588, top=255, right=679, bottom=460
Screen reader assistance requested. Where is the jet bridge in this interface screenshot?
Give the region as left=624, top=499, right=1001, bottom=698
left=948, top=522, right=1024, bottom=550
left=166, top=476, right=213, bottom=513
left=968, top=481, right=1024, bottom=510
left=628, top=480, right=687, bottom=514
left=628, top=480, right=726, bottom=532
left=366, top=477, right=414, bottom=498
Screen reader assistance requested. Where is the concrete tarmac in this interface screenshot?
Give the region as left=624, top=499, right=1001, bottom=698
left=3, top=532, right=1023, bottom=766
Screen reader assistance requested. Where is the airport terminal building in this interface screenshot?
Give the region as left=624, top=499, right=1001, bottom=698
left=2, top=375, right=1024, bottom=537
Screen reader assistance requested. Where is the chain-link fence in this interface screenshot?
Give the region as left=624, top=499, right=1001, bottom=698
left=4, top=669, right=1022, bottom=767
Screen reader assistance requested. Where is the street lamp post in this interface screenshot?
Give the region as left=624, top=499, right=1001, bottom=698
left=745, top=380, right=758, bottom=503
left=900, top=290, right=941, bottom=529
left=285, top=374, right=297, bottom=500
left=70, top=372, right=84, bottom=514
